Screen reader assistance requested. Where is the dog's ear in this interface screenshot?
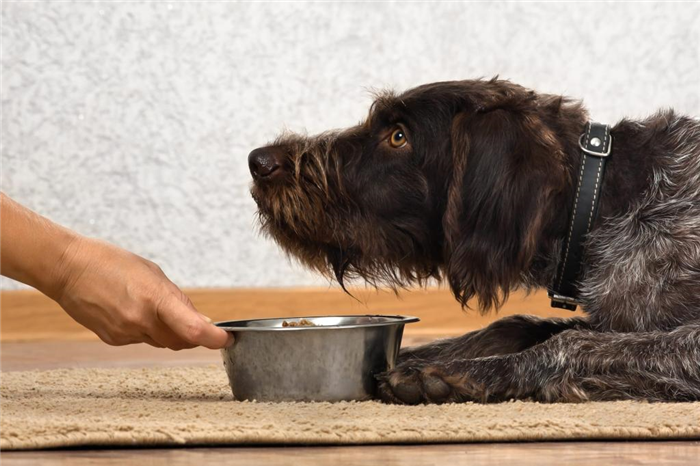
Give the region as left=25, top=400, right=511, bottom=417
left=443, top=107, right=566, bottom=311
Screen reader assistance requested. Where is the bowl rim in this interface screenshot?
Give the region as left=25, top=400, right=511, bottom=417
left=214, top=314, right=420, bottom=331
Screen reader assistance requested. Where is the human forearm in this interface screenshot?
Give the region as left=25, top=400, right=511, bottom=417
left=0, top=192, right=79, bottom=298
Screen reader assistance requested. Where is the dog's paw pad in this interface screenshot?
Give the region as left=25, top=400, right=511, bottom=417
left=376, top=364, right=456, bottom=405
left=376, top=367, right=425, bottom=405
left=391, top=379, right=423, bottom=405
left=423, top=375, right=451, bottom=401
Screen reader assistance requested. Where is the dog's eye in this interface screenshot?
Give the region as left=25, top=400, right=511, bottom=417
left=389, top=128, right=407, bottom=148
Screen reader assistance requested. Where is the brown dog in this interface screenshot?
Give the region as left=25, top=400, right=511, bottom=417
left=248, top=78, right=700, bottom=404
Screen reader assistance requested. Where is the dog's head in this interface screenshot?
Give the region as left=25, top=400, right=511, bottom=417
left=249, top=79, right=586, bottom=310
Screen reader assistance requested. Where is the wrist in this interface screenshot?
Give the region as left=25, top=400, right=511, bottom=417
left=42, top=228, right=87, bottom=301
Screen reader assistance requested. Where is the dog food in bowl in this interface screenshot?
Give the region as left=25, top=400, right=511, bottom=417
left=282, top=318, right=316, bottom=327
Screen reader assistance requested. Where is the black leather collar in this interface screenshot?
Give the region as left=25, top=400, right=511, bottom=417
left=548, top=122, right=612, bottom=311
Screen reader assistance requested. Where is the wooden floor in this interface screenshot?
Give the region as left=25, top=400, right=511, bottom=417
left=2, top=288, right=699, bottom=465
left=3, top=442, right=700, bottom=466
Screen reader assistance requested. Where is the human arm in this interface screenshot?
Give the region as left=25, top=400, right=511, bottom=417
left=0, top=192, right=232, bottom=349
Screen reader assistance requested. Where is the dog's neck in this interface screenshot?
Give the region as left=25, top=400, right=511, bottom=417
left=533, top=115, right=658, bottom=292
left=572, top=120, right=656, bottom=229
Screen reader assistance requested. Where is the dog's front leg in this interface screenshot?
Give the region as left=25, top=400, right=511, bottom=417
left=398, top=315, right=589, bottom=363
left=376, top=314, right=588, bottom=404
left=378, top=324, right=700, bottom=404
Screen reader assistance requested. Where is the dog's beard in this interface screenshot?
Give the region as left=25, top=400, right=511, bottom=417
left=254, top=201, right=440, bottom=293
left=253, top=194, right=345, bottom=269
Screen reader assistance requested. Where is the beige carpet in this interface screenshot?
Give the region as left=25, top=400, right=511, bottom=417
left=2, top=365, right=699, bottom=450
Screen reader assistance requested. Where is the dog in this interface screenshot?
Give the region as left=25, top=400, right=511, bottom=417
left=247, top=78, right=700, bottom=404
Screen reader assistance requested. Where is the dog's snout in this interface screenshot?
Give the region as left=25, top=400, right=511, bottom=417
left=248, top=147, right=285, bottom=181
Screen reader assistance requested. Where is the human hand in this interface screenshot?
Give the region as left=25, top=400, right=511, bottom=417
left=51, top=236, right=233, bottom=350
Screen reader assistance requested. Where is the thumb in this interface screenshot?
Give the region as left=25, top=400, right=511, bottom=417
left=157, top=294, right=233, bottom=349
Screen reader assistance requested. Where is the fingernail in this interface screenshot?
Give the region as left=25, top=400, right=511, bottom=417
left=225, top=332, right=235, bottom=347
left=198, top=313, right=213, bottom=323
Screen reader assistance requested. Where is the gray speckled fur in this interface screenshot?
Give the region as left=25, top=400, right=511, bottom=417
left=581, top=115, right=700, bottom=332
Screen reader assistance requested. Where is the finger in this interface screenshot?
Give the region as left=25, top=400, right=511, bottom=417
left=148, top=325, right=197, bottom=351
left=156, top=294, right=233, bottom=349
left=166, top=286, right=227, bottom=338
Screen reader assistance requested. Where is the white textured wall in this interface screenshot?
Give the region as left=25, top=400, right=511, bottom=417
left=2, top=1, right=699, bottom=290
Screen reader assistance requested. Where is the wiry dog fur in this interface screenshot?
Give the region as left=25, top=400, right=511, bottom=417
left=249, top=78, right=700, bottom=404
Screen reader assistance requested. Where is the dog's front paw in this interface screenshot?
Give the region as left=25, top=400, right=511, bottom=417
left=376, top=361, right=477, bottom=405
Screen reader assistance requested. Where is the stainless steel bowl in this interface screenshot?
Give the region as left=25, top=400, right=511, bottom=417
left=216, top=315, right=419, bottom=402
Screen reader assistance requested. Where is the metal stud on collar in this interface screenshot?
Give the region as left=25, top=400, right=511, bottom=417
left=578, top=134, right=612, bottom=157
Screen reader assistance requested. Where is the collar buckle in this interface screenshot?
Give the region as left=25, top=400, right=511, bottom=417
left=548, top=291, right=581, bottom=311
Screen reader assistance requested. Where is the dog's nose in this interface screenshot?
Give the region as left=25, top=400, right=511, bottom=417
left=248, top=147, right=284, bottom=181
